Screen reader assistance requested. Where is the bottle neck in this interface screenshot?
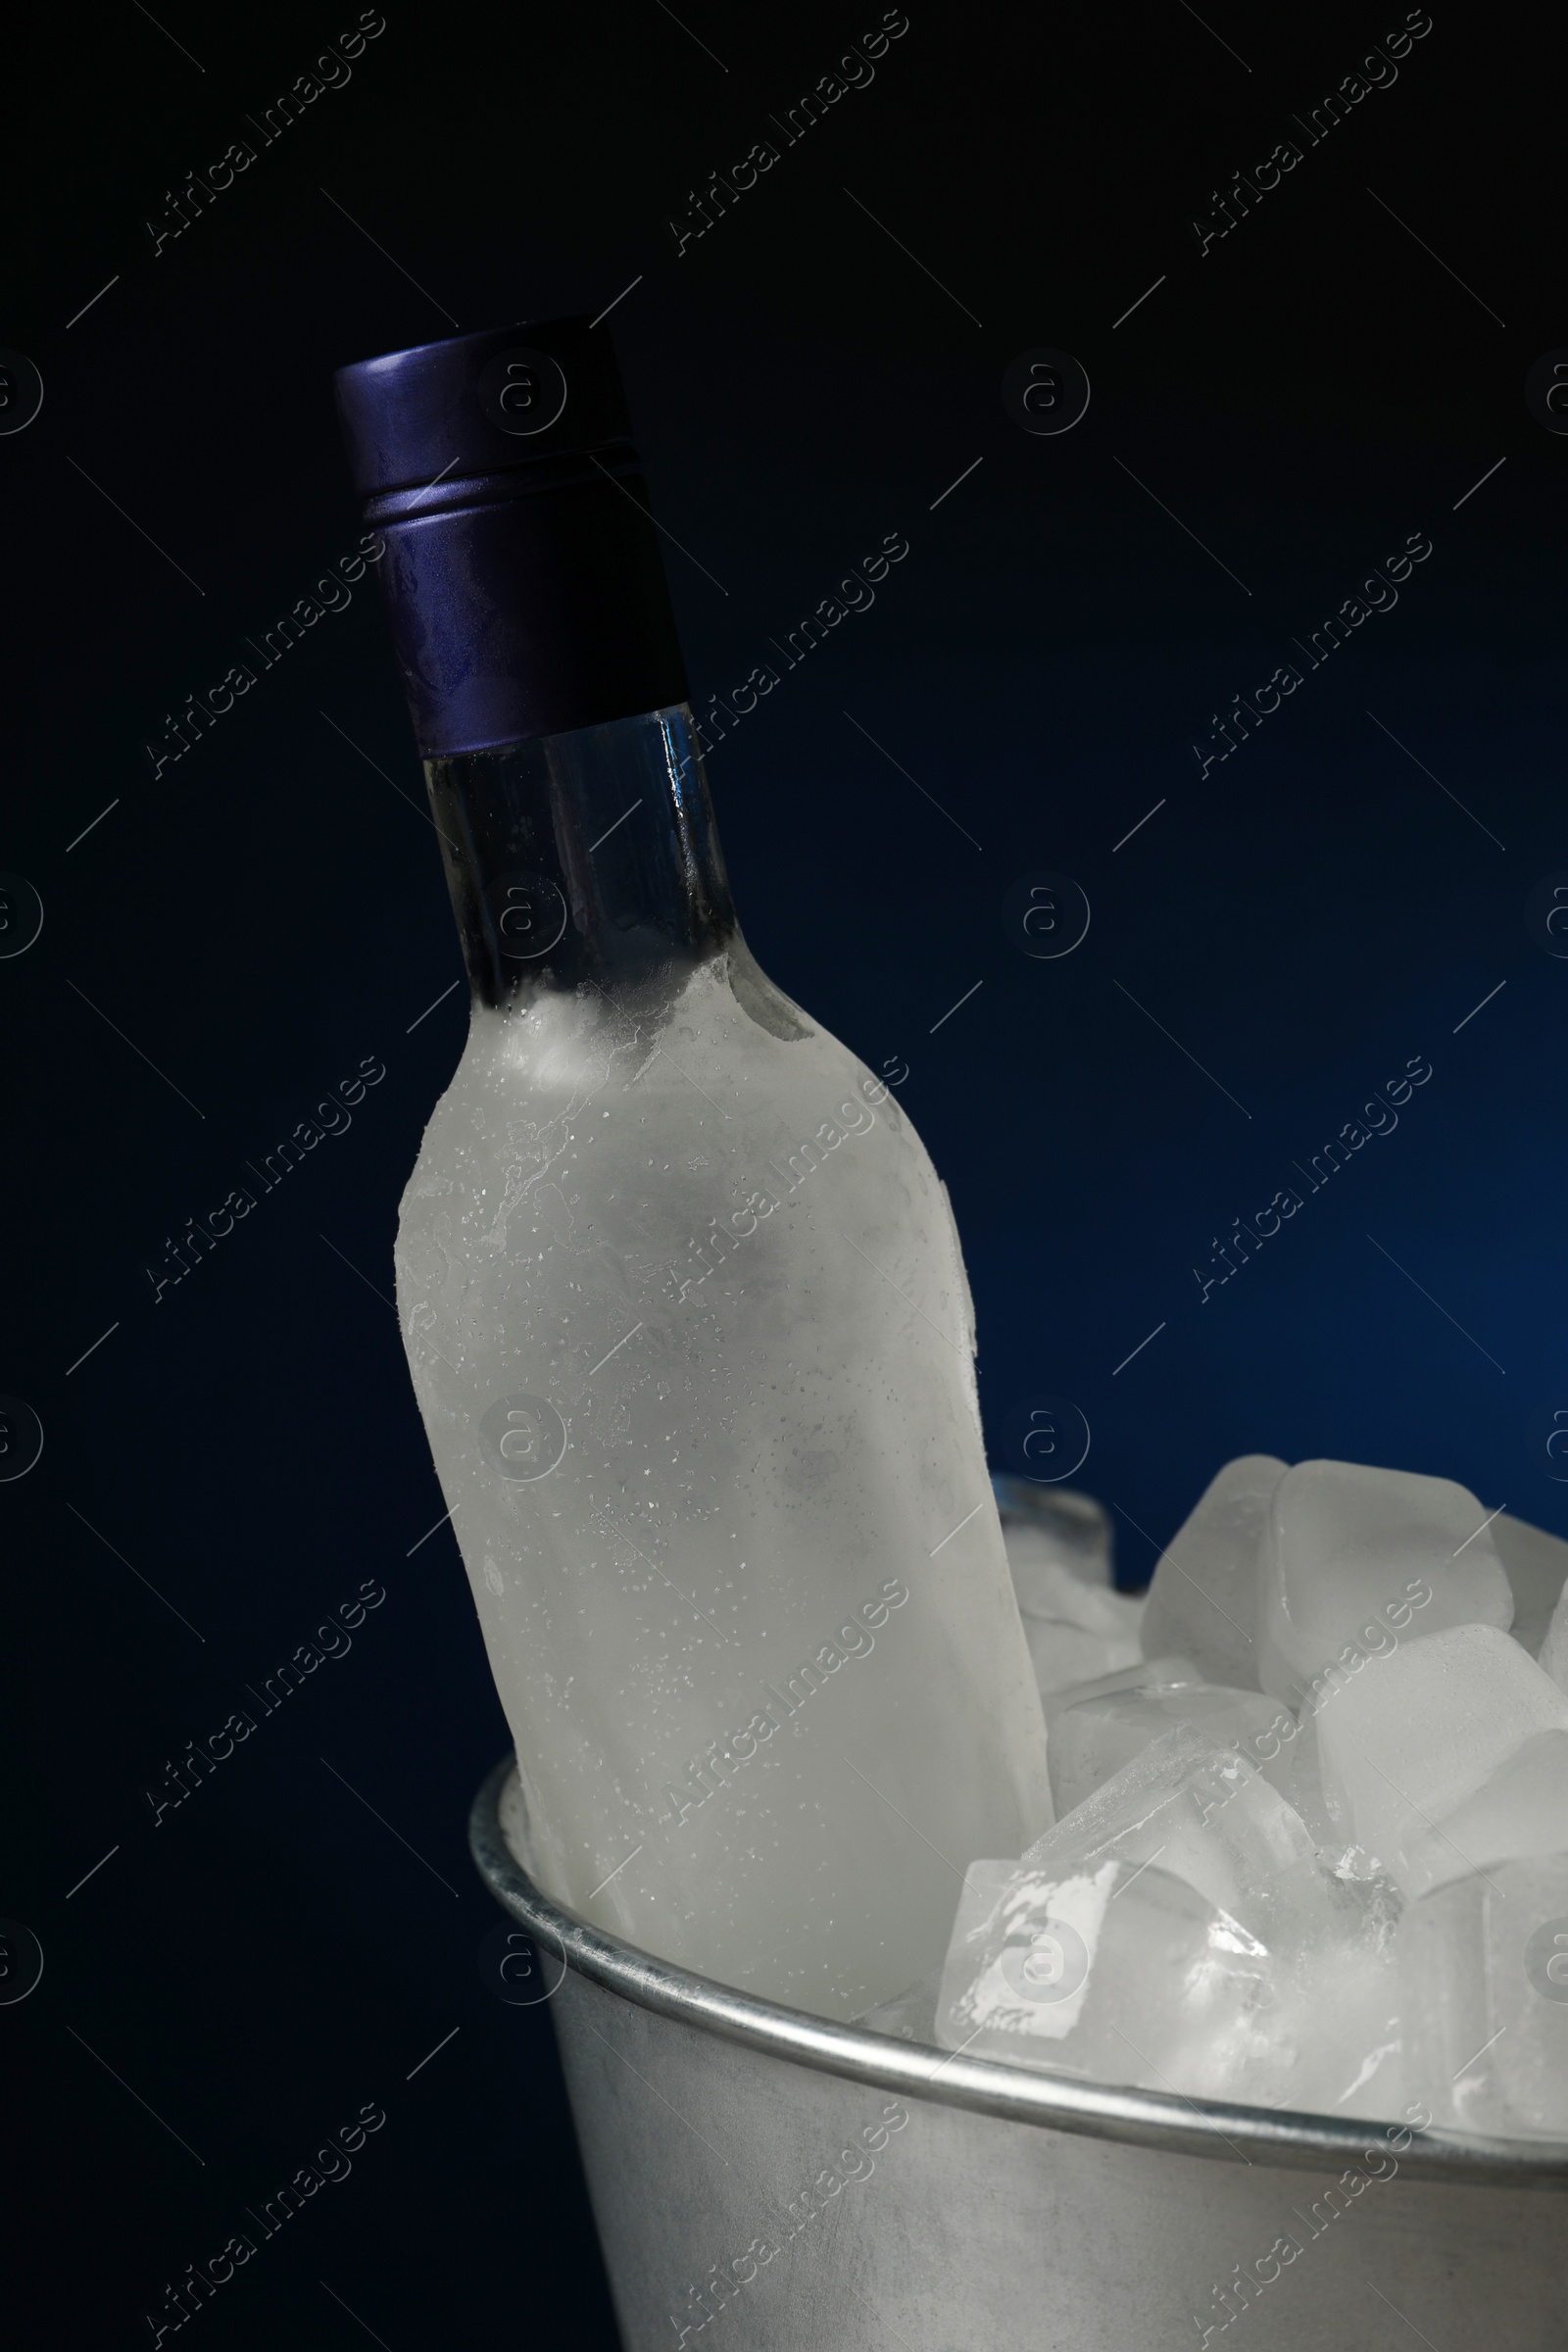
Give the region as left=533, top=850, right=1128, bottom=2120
left=424, top=704, right=736, bottom=1007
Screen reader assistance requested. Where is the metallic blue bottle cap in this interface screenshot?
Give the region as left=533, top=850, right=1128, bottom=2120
left=333, top=317, right=690, bottom=759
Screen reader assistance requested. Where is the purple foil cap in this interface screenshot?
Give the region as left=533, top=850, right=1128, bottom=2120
left=333, top=317, right=690, bottom=759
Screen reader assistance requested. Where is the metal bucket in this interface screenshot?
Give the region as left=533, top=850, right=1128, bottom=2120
left=469, top=1758, right=1568, bottom=2350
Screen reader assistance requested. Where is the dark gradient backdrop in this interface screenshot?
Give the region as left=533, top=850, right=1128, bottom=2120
left=4, top=1, right=1564, bottom=2342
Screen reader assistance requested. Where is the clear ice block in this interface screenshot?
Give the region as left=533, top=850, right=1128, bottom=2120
left=1262, top=1869, right=1405, bottom=2121
left=938, top=1699, right=1411, bottom=2112
left=1266, top=1703, right=1343, bottom=1855
left=1022, top=1723, right=1336, bottom=1952
left=1258, top=1458, right=1514, bottom=1706
left=934, top=1851, right=1281, bottom=2098
left=1044, top=1658, right=1283, bottom=1817
left=1313, top=1623, right=1568, bottom=1887
left=1399, top=1857, right=1568, bottom=2137
left=1139, top=1454, right=1286, bottom=1690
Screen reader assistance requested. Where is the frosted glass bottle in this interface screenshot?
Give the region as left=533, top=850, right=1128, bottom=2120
left=395, top=704, right=1052, bottom=2018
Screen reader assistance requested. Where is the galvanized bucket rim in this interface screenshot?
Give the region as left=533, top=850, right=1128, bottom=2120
left=468, top=1756, right=1568, bottom=2190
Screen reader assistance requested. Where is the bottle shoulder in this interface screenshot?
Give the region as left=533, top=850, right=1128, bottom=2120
left=397, top=950, right=938, bottom=1262
left=417, top=951, right=906, bottom=1143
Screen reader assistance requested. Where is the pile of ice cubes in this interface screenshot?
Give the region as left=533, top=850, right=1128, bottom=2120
left=928, top=1458, right=1568, bottom=2137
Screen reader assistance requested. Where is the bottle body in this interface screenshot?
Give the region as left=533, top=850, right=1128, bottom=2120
left=396, top=716, right=1051, bottom=2017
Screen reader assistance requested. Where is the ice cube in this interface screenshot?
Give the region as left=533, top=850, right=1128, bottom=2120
left=1139, top=1455, right=1286, bottom=1690
left=1040, top=1761, right=1407, bottom=2117
left=1265, top=1704, right=1344, bottom=1855
left=1313, top=1623, right=1568, bottom=1887
left=1263, top=1869, right=1405, bottom=2122
left=1491, top=1510, right=1568, bottom=1661
left=1540, top=1568, right=1568, bottom=1695
left=1024, top=1723, right=1335, bottom=1954
left=1045, top=1657, right=1284, bottom=1816
left=1045, top=1655, right=1204, bottom=1712
left=1403, top=1729, right=1568, bottom=1899
left=1041, top=1654, right=1201, bottom=1790
left=934, top=1851, right=1282, bottom=2099
left=1020, top=1610, right=1147, bottom=1697
left=1001, top=1497, right=1147, bottom=1696
left=938, top=1727, right=1401, bottom=2108
left=1399, top=1857, right=1568, bottom=2137
left=1258, top=1459, right=1513, bottom=1706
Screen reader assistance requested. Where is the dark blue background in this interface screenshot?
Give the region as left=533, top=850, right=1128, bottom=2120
left=4, top=0, right=1563, bottom=2341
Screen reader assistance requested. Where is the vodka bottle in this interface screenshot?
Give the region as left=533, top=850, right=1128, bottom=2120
left=336, top=318, right=1052, bottom=2019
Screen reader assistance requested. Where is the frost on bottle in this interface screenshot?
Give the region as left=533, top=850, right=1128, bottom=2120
left=335, top=318, right=1052, bottom=2018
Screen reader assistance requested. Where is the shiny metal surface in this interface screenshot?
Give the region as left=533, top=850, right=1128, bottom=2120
left=470, top=1757, right=1568, bottom=2350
